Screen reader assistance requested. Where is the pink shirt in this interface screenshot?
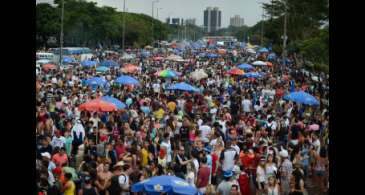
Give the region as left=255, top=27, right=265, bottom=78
left=52, top=153, right=68, bottom=167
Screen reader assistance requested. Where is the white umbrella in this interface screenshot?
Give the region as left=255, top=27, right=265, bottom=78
left=36, top=59, right=52, bottom=65
left=166, top=54, right=183, bottom=61
left=246, top=48, right=256, bottom=54
left=252, top=61, right=267, bottom=66
left=121, top=53, right=134, bottom=60
left=190, top=69, right=208, bottom=81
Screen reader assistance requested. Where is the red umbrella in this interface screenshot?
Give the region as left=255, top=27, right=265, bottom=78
left=42, top=63, right=57, bottom=71
left=79, top=99, right=117, bottom=112
left=227, top=68, right=245, bottom=76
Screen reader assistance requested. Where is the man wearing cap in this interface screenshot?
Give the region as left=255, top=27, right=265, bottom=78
left=279, top=149, right=292, bottom=195
left=217, top=170, right=237, bottom=195
left=41, top=152, right=56, bottom=172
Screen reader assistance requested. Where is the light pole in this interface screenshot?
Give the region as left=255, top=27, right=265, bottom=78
left=151, top=0, right=159, bottom=46
left=156, top=8, right=162, bottom=46
left=260, top=7, right=264, bottom=46
left=59, top=0, right=65, bottom=66
left=282, top=0, right=288, bottom=65
left=122, top=0, right=126, bottom=54
left=156, top=8, right=162, bottom=21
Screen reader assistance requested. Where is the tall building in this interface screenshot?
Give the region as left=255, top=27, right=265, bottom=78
left=230, top=15, right=245, bottom=27
left=185, top=18, right=196, bottom=26
left=171, top=18, right=181, bottom=25
left=166, top=17, right=171, bottom=24
left=203, top=7, right=221, bottom=33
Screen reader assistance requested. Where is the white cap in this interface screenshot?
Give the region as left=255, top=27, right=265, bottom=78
left=279, top=149, right=289, bottom=158
left=41, top=152, right=51, bottom=159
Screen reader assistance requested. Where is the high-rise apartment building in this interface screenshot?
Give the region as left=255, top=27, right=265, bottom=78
left=230, top=15, right=245, bottom=27
left=203, top=7, right=221, bottom=33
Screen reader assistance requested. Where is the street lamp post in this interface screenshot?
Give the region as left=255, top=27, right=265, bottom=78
left=122, top=0, right=126, bottom=54
left=282, top=1, right=288, bottom=65
left=156, top=8, right=162, bottom=47
left=151, top=0, right=159, bottom=46
left=260, top=7, right=264, bottom=46
left=59, top=0, right=65, bottom=66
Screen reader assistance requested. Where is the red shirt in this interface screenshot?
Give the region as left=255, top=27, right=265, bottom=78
left=240, top=153, right=255, bottom=169
left=197, top=165, right=210, bottom=188
left=238, top=173, right=251, bottom=195
left=115, top=145, right=125, bottom=159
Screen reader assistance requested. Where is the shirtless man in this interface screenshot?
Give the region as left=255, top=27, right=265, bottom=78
left=95, top=163, right=113, bottom=195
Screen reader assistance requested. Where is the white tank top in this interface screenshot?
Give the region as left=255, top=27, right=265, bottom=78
left=267, top=185, right=279, bottom=195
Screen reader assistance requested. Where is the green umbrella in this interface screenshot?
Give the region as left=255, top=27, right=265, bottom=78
left=62, top=167, right=78, bottom=181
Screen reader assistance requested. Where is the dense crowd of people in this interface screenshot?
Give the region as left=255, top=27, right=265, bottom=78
left=36, top=43, right=329, bottom=195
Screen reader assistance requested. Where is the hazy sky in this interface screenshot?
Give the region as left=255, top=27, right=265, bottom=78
left=37, top=0, right=270, bottom=27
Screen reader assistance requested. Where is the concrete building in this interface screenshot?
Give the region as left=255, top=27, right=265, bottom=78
left=171, top=18, right=181, bottom=25
left=203, top=7, right=221, bottom=33
left=166, top=17, right=171, bottom=24
left=185, top=18, right=196, bottom=26
left=230, top=15, right=245, bottom=27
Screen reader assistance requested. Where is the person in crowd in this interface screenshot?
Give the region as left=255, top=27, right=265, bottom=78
left=52, top=147, right=69, bottom=167
left=62, top=173, right=76, bottom=195
left=36, top=44, right=329, bottom=195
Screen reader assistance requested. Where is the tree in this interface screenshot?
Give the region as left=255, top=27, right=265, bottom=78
left=36, top=1, right=173, bottom=49
left=36, top=3, right=60, bottom=48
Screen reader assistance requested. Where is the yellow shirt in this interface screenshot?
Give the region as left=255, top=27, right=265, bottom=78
left=64, top=180, right=76, bottom=195
left=141, top=148, right=149, bottom=166
left=154, top=108, right=165, bottom=120
left=167, top=101, right=176, bottom=112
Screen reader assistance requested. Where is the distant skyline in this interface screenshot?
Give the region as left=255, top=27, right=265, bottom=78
left=36, top=0, right=270, bottom=27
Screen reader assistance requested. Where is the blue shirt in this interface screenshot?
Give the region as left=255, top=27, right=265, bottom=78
left=141, top=106, right=151, bottom=115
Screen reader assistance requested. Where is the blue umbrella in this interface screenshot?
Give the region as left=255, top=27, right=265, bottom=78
left=63, top=56, right=74, bottom=64
left=131, top=175, right=201, bottom=195
left=268, top=53, right=277, bottom=60
left=243, top=72, right=262, bottom=78
left=237, top=63, right=254, bottom=71
left=100, top=60, right=119, bottom=67
left=283, top=91, right=320, bottom=106
left=207, top=53, right=218, bottom=59
left=101, top=96, right=126, bottom=109
left=84, top=77, right=106, bottom=87
left=81, top=60, right=97, bottom=67
left=115, top=75, right=140, bottom=85
left=96, top=66, right=110, bottom=72
left=258, top=47, right=269, bottom=53
left=198, top=53, right=206, bottom=58
left=166, top=82, right=200, bottom=92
